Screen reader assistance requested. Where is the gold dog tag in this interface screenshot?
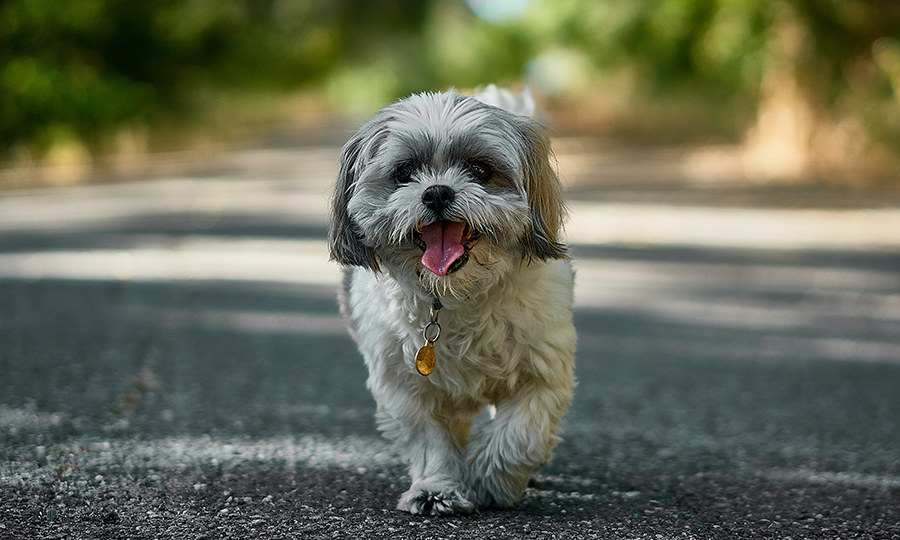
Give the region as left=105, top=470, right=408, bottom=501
left=415, top=298, right=442, bottom=376
left=415, top=342, right=436, bottom=376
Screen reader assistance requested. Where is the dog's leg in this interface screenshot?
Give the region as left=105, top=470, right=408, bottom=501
left=389, top=414, right=476, bottom=515
left=467, top=382, right=572, bottom=508
left=449, top=416, right=473, bottom=449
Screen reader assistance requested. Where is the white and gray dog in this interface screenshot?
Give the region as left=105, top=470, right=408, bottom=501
left=328, top=86, right=576, bottom=515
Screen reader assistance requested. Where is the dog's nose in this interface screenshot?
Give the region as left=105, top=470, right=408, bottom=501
left=422, top=185, right=455, bottom=212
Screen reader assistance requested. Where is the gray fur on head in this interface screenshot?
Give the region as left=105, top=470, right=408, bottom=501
left=328, top=90, right=567, bottom=293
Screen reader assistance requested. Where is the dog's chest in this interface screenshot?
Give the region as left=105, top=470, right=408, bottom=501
left=349, top=261, right=574, bottom=392
left=427, top=292, right=553, bottom=384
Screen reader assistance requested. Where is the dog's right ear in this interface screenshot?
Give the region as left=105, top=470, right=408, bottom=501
left=328, top=129, right=381, bottom=271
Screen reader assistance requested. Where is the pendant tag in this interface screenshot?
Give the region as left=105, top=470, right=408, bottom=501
left=416, top=342, right=436, bottom=376
left=415, top=299, right=442, bottom=376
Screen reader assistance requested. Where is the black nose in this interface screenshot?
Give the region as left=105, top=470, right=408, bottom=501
left=422, top=185, right=455, bottom=212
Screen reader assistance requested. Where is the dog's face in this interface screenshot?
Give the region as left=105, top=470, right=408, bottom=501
left=329, top=91, right=566, bottom=298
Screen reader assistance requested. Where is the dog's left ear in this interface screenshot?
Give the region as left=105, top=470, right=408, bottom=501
left=328, top=128, right=381, bottom=271
left=520, top=121, right=569, bottom=261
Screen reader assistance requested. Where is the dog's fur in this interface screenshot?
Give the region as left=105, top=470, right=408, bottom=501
left=328, top=88, right=576, bottom=515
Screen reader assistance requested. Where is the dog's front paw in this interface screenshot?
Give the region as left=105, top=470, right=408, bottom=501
left=397, top=481, right=476, bottom=515
left=468, top=442, right=535, bottom=508
left=470, top=473, right=526, bottom=509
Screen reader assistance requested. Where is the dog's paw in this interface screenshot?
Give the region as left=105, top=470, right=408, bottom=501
left=470, top=475, right=522, bottom=509
left=396, top=482, right=475, bottom=515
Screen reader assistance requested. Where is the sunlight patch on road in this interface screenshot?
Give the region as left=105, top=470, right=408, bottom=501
left=2, top=235, right=899, bottom=345
left=567, top=202, right=900, bottom=251
left=0, top=177, right=331, bottom=232
left=161, top=307, right=348, bottom=335
left=0, top=237, right=341, bottom=285
left=762, top=469, right=900, bottom=489
left=576, top=332, right=900, bottom=364
left=0, top=431, right=399, bottom=487
left=573, top=257, right=900, bottom=294
left=573, top=257, right=900, bottom=321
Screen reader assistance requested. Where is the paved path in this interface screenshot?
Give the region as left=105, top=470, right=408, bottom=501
left=1, top=144, right=899, bottom=538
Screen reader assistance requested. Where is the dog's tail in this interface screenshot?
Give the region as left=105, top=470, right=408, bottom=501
left=472, top=84, right=536, bottom=118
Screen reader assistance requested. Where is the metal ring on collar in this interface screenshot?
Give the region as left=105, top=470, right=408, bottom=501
left=423, top=321, right=441, bottom=342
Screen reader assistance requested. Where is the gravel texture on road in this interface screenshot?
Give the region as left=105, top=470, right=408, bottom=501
left=2, top=145, right=900, bottom=539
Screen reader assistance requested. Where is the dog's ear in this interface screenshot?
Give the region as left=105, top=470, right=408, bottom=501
left=328, top=128, right=381, bottom=271
left=520, top=121, right=568, bottom=261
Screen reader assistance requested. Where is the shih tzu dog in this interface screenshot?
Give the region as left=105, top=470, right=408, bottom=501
left=328, top=86, right=576, bottom=515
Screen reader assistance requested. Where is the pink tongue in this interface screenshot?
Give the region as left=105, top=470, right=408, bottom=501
left=421, top=221, right=466, bottom=276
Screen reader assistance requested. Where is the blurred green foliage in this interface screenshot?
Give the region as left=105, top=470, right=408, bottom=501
left=2, top=0, right=900, bottom=162
left=0, top=0, right=429, bottom=155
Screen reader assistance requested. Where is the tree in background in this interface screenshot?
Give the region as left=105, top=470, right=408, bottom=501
left=0, top=0, right=427, bottom=158
left=465, top=0, right=900, bottom=179
left=2, top=0, right=899, bottom=180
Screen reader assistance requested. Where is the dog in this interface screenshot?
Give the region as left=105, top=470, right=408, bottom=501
left=328, top=86, right=576, bottom=515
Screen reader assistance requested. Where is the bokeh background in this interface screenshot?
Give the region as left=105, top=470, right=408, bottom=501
left=2, top=3, right=900, bottom=536
left=3, top=0, right=900, bottom=185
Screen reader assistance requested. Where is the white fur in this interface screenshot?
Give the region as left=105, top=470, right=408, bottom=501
left=473, top=83, right=537, bottom=118
left=329, top=89, right=576, bottom=515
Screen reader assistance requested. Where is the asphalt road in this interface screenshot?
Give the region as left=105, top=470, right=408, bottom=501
left=1, top=143, right=899, bottom=539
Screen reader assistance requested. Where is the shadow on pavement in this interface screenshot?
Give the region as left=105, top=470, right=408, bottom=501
left=1, top=208, right=899, bottom=538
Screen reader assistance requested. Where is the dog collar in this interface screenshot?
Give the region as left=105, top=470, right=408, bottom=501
left=415, top=297, right=442, bottom=376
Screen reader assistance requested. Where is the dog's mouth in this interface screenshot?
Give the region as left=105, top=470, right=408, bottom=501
left=413, top=221, right=482, bottom=276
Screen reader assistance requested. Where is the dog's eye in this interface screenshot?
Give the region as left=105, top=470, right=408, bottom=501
left=467, top=161, right=492, bottom=182
left=394, top=162, right=415, bottom=185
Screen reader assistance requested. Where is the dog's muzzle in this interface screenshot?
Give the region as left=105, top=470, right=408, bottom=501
left=412, top=185, right=481, bottom=276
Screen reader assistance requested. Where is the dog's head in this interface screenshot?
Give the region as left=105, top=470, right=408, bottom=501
left=328, top=90, right=567, bottom=298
